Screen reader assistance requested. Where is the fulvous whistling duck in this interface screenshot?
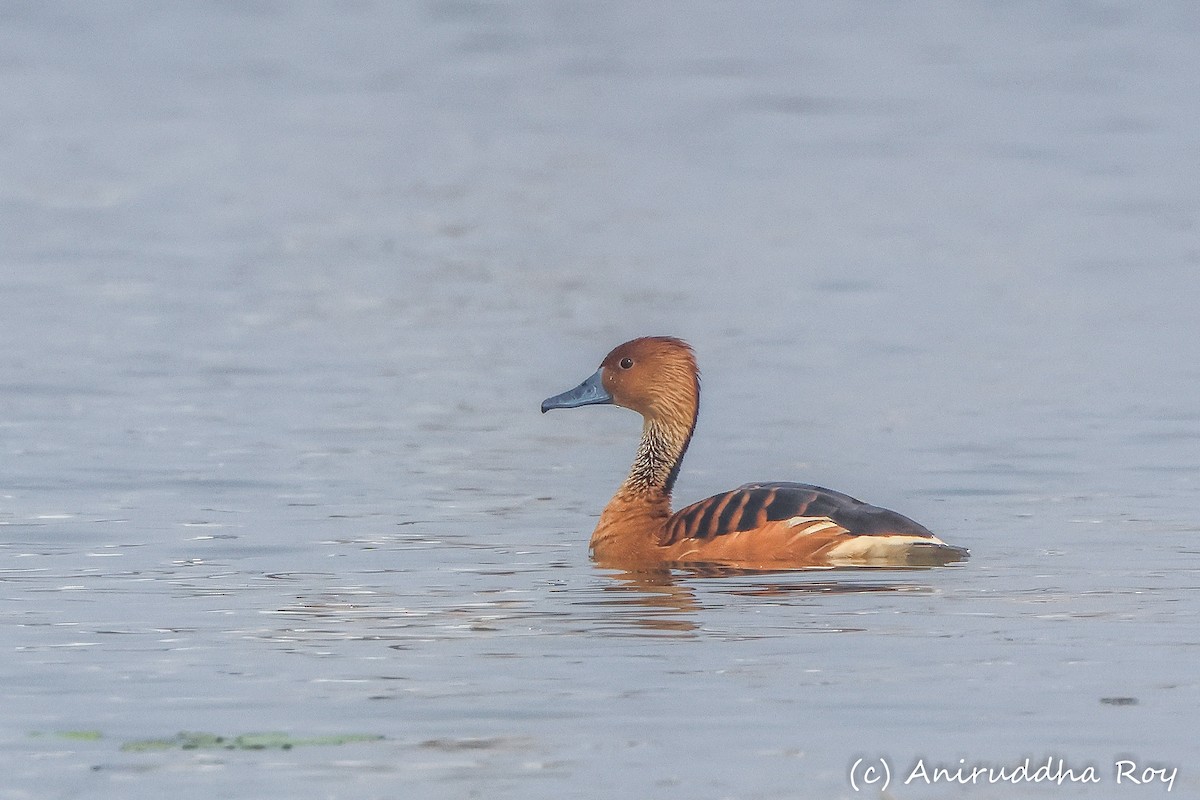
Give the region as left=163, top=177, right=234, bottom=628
left=542, top=336, right=969, bottom=571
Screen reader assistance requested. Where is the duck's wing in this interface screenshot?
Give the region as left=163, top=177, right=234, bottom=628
left=660, top=481, right=936, bottom=544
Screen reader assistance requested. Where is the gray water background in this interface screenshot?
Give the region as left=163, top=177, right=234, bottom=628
left=2, top=2, right=1198, bottom=798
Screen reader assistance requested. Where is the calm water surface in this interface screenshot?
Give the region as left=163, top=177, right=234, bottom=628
left=2, top=3, right=1198, bottom=798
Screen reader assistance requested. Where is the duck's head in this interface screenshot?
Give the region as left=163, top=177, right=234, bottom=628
left=541, top=336, right=699, bottom=422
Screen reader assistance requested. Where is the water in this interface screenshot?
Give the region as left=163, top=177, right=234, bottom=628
left=2, top=2, right=1198, bottom=798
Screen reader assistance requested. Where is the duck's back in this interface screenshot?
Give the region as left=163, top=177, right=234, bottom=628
left=658, top=482, right=966, bottom=568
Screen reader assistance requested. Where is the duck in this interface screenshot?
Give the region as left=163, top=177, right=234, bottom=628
left=541, top=336, right=969, bottom=571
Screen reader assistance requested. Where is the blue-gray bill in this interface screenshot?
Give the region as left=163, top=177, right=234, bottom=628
left=541, top=369, right=613, bottom=413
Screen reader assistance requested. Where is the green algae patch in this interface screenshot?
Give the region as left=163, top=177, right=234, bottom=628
left=120, top=731, right=384, bottom=753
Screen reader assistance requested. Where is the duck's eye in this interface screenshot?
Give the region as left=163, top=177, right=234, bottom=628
left=619, top=357, right=634, bottom=370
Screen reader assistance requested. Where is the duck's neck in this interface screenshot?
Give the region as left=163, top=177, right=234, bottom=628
left=622, top=416, right=695, bottom=498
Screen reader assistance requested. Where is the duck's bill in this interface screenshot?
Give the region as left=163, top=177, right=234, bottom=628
left=541, top=369, right=613, bottom=412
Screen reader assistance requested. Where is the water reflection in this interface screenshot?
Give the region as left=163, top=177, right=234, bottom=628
left=574, top=566, right=948, bottom=634
left=578, top=570, right=703, bottom=634
left=250, top=562, right=951, bottom=644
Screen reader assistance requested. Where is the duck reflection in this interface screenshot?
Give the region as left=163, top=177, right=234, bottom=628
left=585, top=569, right=702, bottom=632
left=582, top=564, right=946, bottom=635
